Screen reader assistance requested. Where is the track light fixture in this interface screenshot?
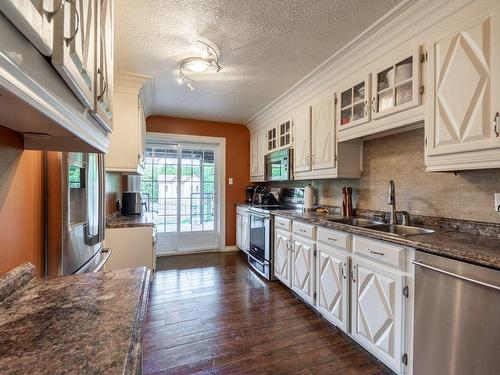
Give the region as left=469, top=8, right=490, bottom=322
left=177, top=40, right=222, bottom=91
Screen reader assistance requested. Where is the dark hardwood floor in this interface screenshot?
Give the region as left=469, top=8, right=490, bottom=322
left=144, top=251, right=392, bottom=375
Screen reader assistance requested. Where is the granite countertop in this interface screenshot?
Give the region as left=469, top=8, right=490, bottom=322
left=106, top=211, right=156, bottom=229
left=0, top=263, right=151, bottom=375
left=273, top=210, right=500, bottom=271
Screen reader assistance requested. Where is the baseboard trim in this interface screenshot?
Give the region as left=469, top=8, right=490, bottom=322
left=220, top=246, right=239, bottom=252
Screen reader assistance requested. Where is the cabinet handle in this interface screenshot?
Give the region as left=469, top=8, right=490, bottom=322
left=371, top=97, right=377, bottom=113
left=66, top=0, right=80, bottom=45
left=299, top=229, right=307, bottom=233
left=306, top=155, right=310, bottom=166
left=328, top=237, right=337, bottom=242
left=341, top=263, right=346, bottom=280
left=97, top=67, right=108, bottom=102
left=312, top=155, right=315, bottom=165
left=494, top=112, right=499, bottom=137
left=364, top=100, right=368, bottom=117
left=351, top=265, right=356, bottom=283
left=369, top=249, right=384, bottom=256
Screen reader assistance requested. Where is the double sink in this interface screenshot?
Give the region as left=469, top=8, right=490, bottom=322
left=327, top=217, right=436, bottom=237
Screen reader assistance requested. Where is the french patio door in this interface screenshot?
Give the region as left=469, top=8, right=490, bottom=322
left=141, top=142, right=219, bottom=254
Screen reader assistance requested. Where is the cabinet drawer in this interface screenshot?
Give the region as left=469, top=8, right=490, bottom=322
left=275, top=216, right=291, bottom=231
left=292, top=221, right=316, bottom=239
left=317, top=227, right=351, bottom=252
left=353, top=236, right=405, bottom=270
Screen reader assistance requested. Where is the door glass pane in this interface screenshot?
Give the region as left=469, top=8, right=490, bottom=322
left=341, top=89, right=352, bottom=108
left=396, top=57, right=413, bottom=83
left=378, top=67, right=393, bottom=92
left=396, top=81, right=413, bottom=106
left=353, top=102, right=365, bottom=121
left=353, top=82, right=365, bottom=102
left=378, top=88, right=394, bottom=112
left=341, top=108, right=352, bottom=125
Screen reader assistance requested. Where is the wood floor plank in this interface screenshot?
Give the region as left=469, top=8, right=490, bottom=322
left=144, top=252, right=393, bottom=375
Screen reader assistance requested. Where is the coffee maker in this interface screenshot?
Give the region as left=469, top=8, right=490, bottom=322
left=245, top=185, right=256, bottom=203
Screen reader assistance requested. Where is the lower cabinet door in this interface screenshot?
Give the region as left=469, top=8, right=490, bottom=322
left=236, top=214, right=242, bottom=250
left=274, top=230, right=291, bottom=286
left=241, top=215, right=250, bottom=253
left=351, top=258, right=404, bottom=373
left=316, top=246, right=349, bottom=333
left=291, top=237, right=315, bottom=305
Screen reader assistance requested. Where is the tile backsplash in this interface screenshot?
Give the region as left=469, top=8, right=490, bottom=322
left=267, top=128, right=500, bottom=223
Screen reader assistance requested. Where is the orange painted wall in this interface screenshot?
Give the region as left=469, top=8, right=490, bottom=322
left=0, top=126, right=44, bottom=276
left=147, top=116, right=250, bottom=246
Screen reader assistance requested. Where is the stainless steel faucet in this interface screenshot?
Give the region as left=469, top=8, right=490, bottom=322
left=387, top=180, right=396, bottom=224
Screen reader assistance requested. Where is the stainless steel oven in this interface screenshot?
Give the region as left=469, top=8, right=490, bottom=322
left=248, top=209, right=275, bottom=280
left=265, top=149, right=292, bottom=181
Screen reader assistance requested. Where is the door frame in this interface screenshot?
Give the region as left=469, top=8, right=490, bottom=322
left=146, top=132, right=226, bottom=251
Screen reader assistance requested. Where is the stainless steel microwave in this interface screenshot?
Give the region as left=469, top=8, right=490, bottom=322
left=265, top=148, right=292, bottom=181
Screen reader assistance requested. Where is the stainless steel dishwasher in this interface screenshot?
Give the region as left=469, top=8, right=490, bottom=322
left=413, top=251, right=500, bottom=375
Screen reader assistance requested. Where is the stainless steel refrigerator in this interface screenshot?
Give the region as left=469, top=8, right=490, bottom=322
left=45, top=152, right=111, bottom=277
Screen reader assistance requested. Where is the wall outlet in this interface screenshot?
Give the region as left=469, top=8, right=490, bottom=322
left=495, top=193, right=500, bottom=213
left=228, top=177, right=233, bottom=185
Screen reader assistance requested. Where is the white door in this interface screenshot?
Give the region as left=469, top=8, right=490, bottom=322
left=274, top=230, right=291, bottom=286
left=92, top=0, right=113, bottom=131
left=52, top=0, right=96, bottom=109
left=351, top=258, right=404, bottom=373
left=316, top=246, right=349, bottom=333
left=292, top=105, right=311, bottom=173
left=0, top=0, right=55, bottom=55
left=236, top=213, right=242, bottom=250
left=371, top=47, right=421, bottom=120
left=311, top=89, right=336, bottom=171
left=291, top=237, right=315, bottom=305
left=241, top=214, right=249, bottom=252
left=427, top=15, right=500, bottom=156
left=141, top=143, right=220, bottom=254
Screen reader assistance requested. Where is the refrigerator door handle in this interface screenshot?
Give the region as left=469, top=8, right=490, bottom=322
left=98, top=153, right=106, bottom=243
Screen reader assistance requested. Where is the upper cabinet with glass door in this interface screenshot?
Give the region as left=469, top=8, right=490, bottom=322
left=372, top=47, right=421, bottom=120
left=278, top=118, right=292, bottom=149
left=338, top=73, right=371, bottom=130
left=266, top=126, right=278, bottom=153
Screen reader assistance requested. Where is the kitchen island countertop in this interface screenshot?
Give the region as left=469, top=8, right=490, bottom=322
left=0, top=263, right=150, bottom=375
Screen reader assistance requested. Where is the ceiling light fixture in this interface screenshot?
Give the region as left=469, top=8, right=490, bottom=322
left=177, top=40, right=222, bottom=91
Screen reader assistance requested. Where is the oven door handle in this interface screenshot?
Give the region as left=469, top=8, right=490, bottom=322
left=248, top=252, right=265, bottom=266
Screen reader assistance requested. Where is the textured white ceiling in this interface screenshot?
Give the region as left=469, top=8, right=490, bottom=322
left=115, top=0, right=403, bottom=124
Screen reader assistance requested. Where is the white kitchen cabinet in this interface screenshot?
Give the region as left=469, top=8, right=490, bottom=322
left=337, top=73, right=371, bottom=130
left=311, top=88, right=336, bottom=171
left=316, top=245, right=349, bottom=333
left=351, top=257, right=404, bottom=373
left=250, top=128, right=266, bottom=182
left=274, top=229, right=292, bottom=286
left=91, top=0, right=114, bottom=131
left=292, top=104, right=311, bottom=173
left=291, top=235, right=315, bottom=305
left=106, top=72, right=149, bottom=174
left=236, top=206, right=249, bottom=253
left=371, top=47, right=421, bottom=121
left=52, top=0, right=96, bottom=110
left=105, top=225, right=156, bottom=274
left=293, top=89, right=362, bottom=180
left=0, top=0, right=55, bottom=55
left=425, top=3, right=500, bottom=171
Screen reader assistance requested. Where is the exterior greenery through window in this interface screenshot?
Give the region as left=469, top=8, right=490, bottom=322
left=141, top=145, right=216, bottom=233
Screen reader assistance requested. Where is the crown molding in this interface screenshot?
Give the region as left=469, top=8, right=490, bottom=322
left=114, top=70, right=152, bottom=94
left=246, top=0, right=476, bottom=132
